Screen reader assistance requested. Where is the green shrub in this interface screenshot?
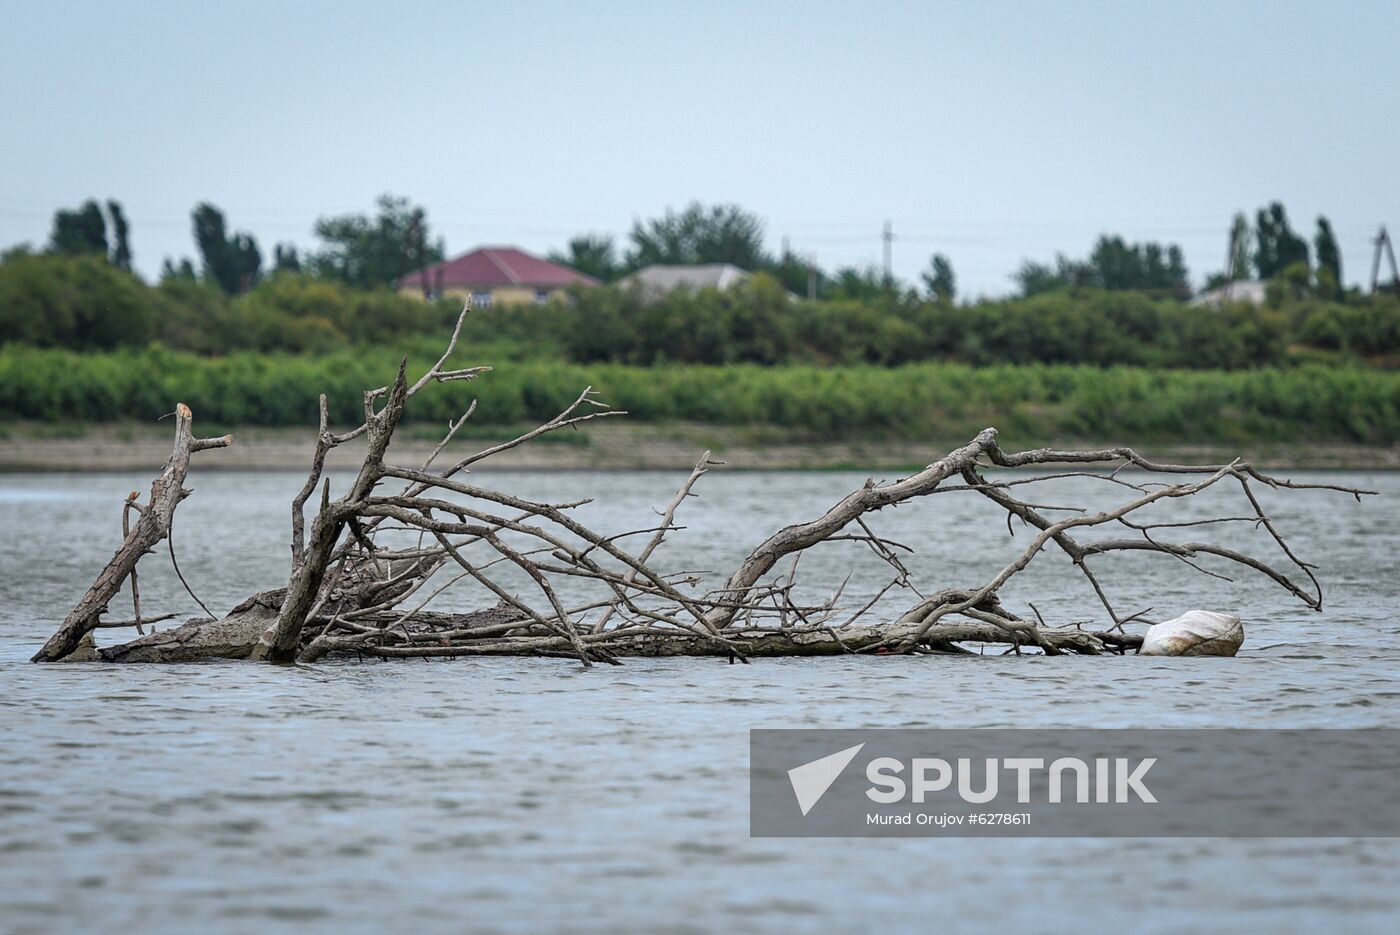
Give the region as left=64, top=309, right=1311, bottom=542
left=0, top=254, right=155, bottom=349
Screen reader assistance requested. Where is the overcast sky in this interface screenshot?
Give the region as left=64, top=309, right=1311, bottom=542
left=2, top=0, right=1397, bottom=297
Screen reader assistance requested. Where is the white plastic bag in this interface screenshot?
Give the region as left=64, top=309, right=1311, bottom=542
left=1140, top=610, right=1244, bottom=657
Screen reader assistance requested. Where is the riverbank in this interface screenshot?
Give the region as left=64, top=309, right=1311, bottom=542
left=3, top=420, right=1397, bottom=471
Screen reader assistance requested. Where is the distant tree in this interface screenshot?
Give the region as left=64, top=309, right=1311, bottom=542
left=273, top=243, right=302, bottom=274
left=1, top=243, right=35, bottom=264
left=626, top=202, right=771, bottom=271
left=307, top=193, right=443, bottom=290
left=549, top=233, right=619, bottom=282
left=1016, top=237, right=1188, bottom=298
left=1014, top=259, right=1063, bottom=296
left=192, top=203, right=230, bottom=286
left=1087, top=236, right=1189, bottom=296
left=161, top=257, right=198, bottom=282
left=1265, top=261, right=1317, bottom=306
left=765, top=247, right=827, bottom=299
left=49, top=200, right=107, bottom=257
left=921, top=253, right=956, bottom=302
left=1016, top=252, right=1100, bottom=296
left=829, top=265, right=895, bottom=302
left=192, top=203, right=262, bottom=294
left=1314, top=216, right=1342, bottom=298
left=106, top=200, right=132, bottom=271
left=1253, top=202, right=1309, bottom=280
left=1164, top=244, right=1190, bottom=297
left=229, top=233, right=261, bottom=292
left=1226, top=212, right=1252, bottom=281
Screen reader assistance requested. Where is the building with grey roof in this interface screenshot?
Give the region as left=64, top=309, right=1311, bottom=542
left=1192, top=279, right=1268, bottom=307
left=617, top=263, right=751, bottom=302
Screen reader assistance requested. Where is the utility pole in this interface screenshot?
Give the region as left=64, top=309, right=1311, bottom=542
left=1222, top=220, right=1237, bottom=303
left=882, top=219, right=893, bottom=286
left=1372, top=226, right=1399, bottom=295
left=1387, top=229, right=1399, bottom=294
left=1222, top=212, right=1252, bottom=303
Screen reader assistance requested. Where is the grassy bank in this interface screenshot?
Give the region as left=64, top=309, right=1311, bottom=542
left=3, top=345, right=1399, bottom=445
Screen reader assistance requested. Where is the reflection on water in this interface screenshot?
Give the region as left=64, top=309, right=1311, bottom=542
left=1, top=468, right=1397, bottom=934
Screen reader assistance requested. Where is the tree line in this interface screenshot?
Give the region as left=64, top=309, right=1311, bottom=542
left=2, top=245, right=1397, bottom=368
left=6, top=194, right=444, bottom=298
left=1215, top=202, right=1346, bottom=297
left=14, top=192, right=1376, bottom=306
left=24, top=195, right=945, bottom=301
left=4, top=194, right=1395, bottom=366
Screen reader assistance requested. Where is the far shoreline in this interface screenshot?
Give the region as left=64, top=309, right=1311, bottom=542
left=2, top=421, right=1397, bottom=473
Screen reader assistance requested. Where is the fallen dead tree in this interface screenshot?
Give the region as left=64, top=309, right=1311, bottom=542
left=34, top=306, right=1374, bottom=666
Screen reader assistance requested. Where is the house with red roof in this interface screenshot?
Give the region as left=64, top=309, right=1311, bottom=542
left=396, top=246, right=599, bottom=307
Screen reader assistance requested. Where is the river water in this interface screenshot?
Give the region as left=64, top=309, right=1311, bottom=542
left=1, top=467, right=1397, bottom=934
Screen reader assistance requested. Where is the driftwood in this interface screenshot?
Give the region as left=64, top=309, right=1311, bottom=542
left=31, top=404, right=231, bottom=662
left=35, top=306, right=1374, bottom=666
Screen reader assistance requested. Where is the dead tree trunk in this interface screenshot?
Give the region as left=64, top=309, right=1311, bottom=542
left=31, top=404, right=231, bottom=662
left=249, top=361, right=411, bottom=662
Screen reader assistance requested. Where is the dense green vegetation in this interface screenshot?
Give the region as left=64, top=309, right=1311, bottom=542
left=559, top=276, right=1347, bottom=368
left=3, top=343, right=1398, bottom=443
left=0, top=254, right=462, bottom=353
left=4, top=253, right=1400, bottom=367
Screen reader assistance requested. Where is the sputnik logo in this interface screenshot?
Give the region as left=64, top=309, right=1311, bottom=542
left=787, top=743, right=865, bottom=816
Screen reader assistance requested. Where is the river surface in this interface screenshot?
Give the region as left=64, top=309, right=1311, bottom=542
left=1, top=467, right=1397, bottom=934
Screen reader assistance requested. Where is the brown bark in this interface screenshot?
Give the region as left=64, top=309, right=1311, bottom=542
left=250, top=361, right=410, bottom=662
left=281, top=619, right=1115, bottom=661
left=32, top=404, right=231, bottom=662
